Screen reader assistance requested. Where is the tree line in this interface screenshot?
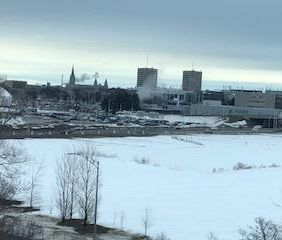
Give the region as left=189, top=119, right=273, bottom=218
left=0, top=140, right=100, bottom=240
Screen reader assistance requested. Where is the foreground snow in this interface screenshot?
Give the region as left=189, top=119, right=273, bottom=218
left=10, top=134, right=282, bottom=240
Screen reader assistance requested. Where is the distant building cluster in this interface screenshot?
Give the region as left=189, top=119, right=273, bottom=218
left=136, top=67, right=203, bottom=92
left=135, top=66, right=282, bottom=127
left=0, top=67, right=138, bottom=113
left=2, top=65, right=282, bottom=127
left=136, top=67, right=203, bottom=110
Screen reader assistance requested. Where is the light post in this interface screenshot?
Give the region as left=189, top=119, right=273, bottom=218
left=93, top=160, right=99, bottom=240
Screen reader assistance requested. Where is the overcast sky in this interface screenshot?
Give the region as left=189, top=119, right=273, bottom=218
left=1, top=0, right=282, bottom=87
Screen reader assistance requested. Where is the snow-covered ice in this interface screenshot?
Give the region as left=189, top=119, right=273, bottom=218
left=9, top=134, right=282, bottom=240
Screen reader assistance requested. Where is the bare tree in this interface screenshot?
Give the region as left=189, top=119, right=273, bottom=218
left=67, top=153, right=78, bottom=220
left=55, top=150, right=79, bottom=221
left=72, top=142, right=101, bottom=239
left=207, top=232, right=218, bottom=240
left=55, top=143, right=100, bottom=227
left=155, top=232, right=170, bottom=240
left=141, top=208, right=152, bottom=238
left=0, top=140, right=27, bottom=202
left=112, top=211, right=117, bottom=229
left=77, top=146, right=97, bottom=226
left=56, top=142, right=101, bottom=240
left=119, top=211, right=125, bottom=231
left=0, top=176, right=19, bottom=201
left=239, top=217, right=282, bottom=240
left=0, top=74, right=7, bottom=83
left=55, top=154, right=71, bottom=222
left=0, top=140, right=27, bottom=178
left=27, top=158, right=44, bottom=208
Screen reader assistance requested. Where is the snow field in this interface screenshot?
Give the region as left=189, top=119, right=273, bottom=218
left=10, top=134, right=282, bottom=240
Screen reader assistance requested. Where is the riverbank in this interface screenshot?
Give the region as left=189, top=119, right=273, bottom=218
left=12, top=134, right=282, bottom=240
left=0, top=200, right=141, bottom=240
left=0, top=124, right=281, bottom=139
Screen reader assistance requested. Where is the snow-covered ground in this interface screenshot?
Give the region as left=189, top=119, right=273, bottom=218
left=117, top=112, right=248, bottom=129
left=118, top=112, right=225, bottom=127
left=9, top=134, right=282, bottom=240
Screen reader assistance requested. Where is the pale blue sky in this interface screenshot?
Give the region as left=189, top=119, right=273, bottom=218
left=1, top=0, right=282, bottom=87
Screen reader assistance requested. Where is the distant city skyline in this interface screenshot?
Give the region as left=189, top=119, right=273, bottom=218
left=6, top=71, right=282, bottom=92
left=1, top=0, right=282, bottom=87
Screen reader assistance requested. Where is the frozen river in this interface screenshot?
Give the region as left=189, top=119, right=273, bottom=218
left=10, top=134, right=282, bottom=240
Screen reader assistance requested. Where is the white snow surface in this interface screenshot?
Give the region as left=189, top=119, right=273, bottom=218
left=117, top=112, right=248, bottom=129
left=4, top=117, right=25, bottom=125
left=119, top=112, right=223, bottom=126
left=9, top=134, right=282, bottom=240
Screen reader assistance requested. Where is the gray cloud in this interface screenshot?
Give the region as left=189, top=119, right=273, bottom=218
left=1, top=0, right=282, bottom=79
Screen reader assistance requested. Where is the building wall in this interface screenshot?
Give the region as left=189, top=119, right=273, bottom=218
left=3, top=80, right=27, bottom=90
left=202, top=100, right=222, bottom=106
left=235, top=92, right=275, bottom=109
left=1, top=80, right=27, bottom=102
left=0, top=87, right=12, bottom=106
left=203, top=91, right=224, bottom=103
left=137, top=87, right=198, bottom=106
left=265, top=90, right=282, bottom=109
left=182, top=70, right=202, bottom=92
left=137, top=68, right=158, bottom=88
left=190, top=104, right=282, bottom=117
left=274, top=95, right=282, bottom=109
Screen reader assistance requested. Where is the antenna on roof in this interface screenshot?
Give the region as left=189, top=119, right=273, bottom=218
left=146, top=56, right=149, bottom=68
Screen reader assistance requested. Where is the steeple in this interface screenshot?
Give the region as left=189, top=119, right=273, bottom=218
left=94, top=78, right=98, bottom=88
left=104, top=78, right=108, bottom=89
left=69, top=66, right=76, bottom=85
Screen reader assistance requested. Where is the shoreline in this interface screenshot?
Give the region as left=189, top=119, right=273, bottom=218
left=1, top=125, right=281, bottom=140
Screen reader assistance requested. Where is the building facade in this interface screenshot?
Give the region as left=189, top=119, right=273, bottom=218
left=137, top=87, right=199, bottom=106
left=182, top=70, right=202, bottom=92
left=234, top=92, right=275, bottom=109
left=137, top=68, right=158, bottom=88
left=0, top=87, right=12, bottom=106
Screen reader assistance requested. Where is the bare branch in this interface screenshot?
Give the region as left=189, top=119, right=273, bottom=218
left=141, top=208, right=152, bottom=237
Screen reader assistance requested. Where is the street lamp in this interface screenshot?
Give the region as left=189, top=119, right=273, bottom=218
left=68, top=151, right=100, bottom=240
left=93, top=160, right=99, bottom=240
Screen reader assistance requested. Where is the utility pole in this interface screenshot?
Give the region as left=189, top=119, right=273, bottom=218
left=131, top=95, right=134, bottom=112
left=108, top=98, right=111, bottom=113
left=93, top=161, right=100, bottom=240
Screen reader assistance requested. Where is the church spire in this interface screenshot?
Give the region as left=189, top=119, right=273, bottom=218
left=94, top=78, right=98, bottom=88
left=69, top=66, right=76, bottom=85
left=104, top=78, right=108, bottom=89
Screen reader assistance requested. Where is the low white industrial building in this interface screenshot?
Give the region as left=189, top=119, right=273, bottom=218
left=137, top=86, right=200, bottom=106
left=0, top=87, right=12, bottom=106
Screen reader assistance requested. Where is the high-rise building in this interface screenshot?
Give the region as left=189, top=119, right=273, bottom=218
left=137, top=68, right=158, bottom=88
left=182, top=70, right=202, bottom=92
